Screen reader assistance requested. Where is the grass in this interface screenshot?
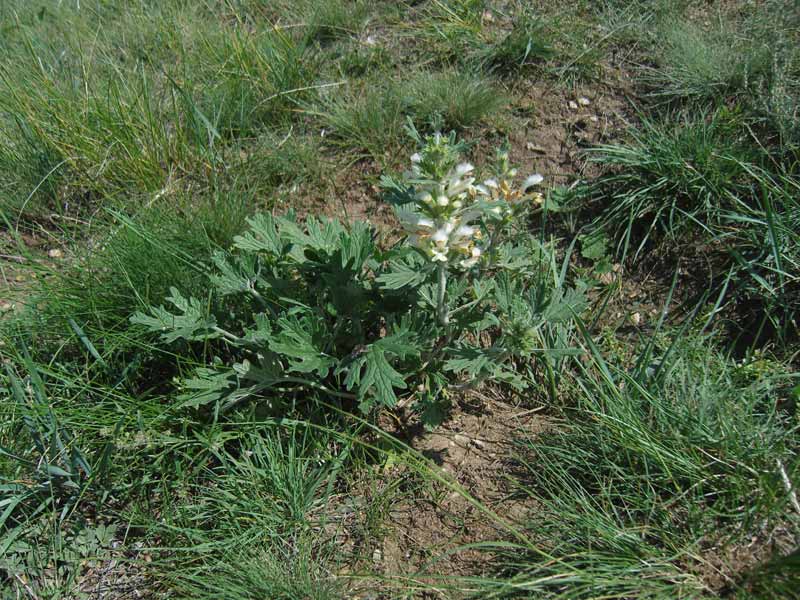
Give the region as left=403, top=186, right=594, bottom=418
left=581, top=0, right=800, bottom=341
left=493, top=331, right=799, bottom=598
left=315, top=70, right=502, bottom=159
left=1, top=1, right=799, bottom=598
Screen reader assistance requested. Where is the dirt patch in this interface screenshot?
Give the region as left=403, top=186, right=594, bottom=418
left=274, top=156, right=402, bottom=235
left=499, top=71, right=636, bottom=188
left=337, top=389, right=550, bottom=598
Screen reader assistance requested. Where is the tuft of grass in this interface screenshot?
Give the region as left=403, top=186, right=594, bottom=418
left=588, top=108, right=760, bottom=255
left=647, top=20, right=773, bottom=103
left=478, top=12, right=555, bottom=74
left=147, top=425, right=347, bottom=599
left=499, top=332, right=799, bottom=598
left=303, top=0, right=371, bottom=43
left=315, top=72, right=503, bottom=158
left=405, top=70, right=505, bottom=131
left=414, top=0, right=487, bottom=65
left=186, top=27, right=315, bottom=138
left=641, top=2, right=800, bottom=151
left=314, top=82, right=408, bottom=159
left=586, top=107, right=799, bottom=342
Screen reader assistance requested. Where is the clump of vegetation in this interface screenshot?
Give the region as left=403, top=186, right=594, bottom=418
left=131, top=133, right=581, bottom=427
left=1, top=1, right=798, bottom=599
left=502, top=333, right=800, bottom=598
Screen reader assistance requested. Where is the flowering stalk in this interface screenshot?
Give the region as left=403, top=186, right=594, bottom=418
left=397, top=136, right=545, bottom=324
left=436, top=262, right=449, bottom=325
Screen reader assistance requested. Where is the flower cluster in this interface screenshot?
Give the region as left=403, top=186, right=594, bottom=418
left=477, top=150, right=545, bottom=221
left=398, top=139, right=544, bottom=270
left=402, top=212, right=483, bottom=268
left=401, top=152, right=484, bottom=269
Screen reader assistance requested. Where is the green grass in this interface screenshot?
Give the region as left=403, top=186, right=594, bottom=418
left=499, top=331, right=799, bottom=598
left=1, top=1, right=799, bottom=598
left=148, top=425, right=347, bottom=598
left=315, top=71, right=503, bottom=159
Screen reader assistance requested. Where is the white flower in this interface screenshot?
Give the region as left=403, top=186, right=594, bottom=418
left=455, top=225, right=475, bottom=238
left=522, top=174, right=543, bottom=192
left=484, top=178, right=499, bottom=189
left=436, top=195, right=449, bottom=207
left=417, top=191, right=433, bottom=204
left=431, top=249, right=448, bottom=262
left=460, top=246, right=481, bottom=268
left=411, top=153, right=422, bottom=163
left=454, top=162, right=474, bottom=176
left=452, top=199, right=463, bottom=209
left=447, top=176, right=474, bottom=196
left=432, top=227, right=450, bottom=248
left=399, top=211, right=434, bottom=231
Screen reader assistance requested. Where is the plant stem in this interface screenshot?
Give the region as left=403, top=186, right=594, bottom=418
left=436, top=262, right=449, bottom=325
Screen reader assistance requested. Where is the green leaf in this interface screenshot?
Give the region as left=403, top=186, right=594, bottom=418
left=270, top=314, right=335, bottom=377
left=543, top=287, right=588, bottom=323
left=580, top=231, right=609, bottom=261
left=358, top=346, right=406, bottom=409
left=210, top=252, right=259, bottom=297
left=418, top=394, right=449, bottom=431
left=178, top=367, right=237, bottom=408
left=234, top=213, right=282, bottom=255
left=444, top=347, right=497, bottom=377
left=339, top=221, right=375, bottom=270
left=374, top=329, right=420, bottom=360
left=130, top=287, right=218, bottom=343
left=377, top=259, right=427, bottom=290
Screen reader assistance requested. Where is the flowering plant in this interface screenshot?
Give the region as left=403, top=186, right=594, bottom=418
left=392, top=131, right=547, bottom=326
left=132, top=133, right=584, bottom=428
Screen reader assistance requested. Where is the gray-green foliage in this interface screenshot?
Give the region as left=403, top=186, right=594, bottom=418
left=131, top=207, right=583, bottom=427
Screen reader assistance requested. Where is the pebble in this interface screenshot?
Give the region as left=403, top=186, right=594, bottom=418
left=589, top=115, right=599, bottom=123
left=471, top=438, right=486, bottom=449
left=453, top=433, right=470, bottom=447
left=372, top=548, right=382, bottom=563
left=598, top=272, right=615, bottom=286
left=567, top=100, right=579, bottom=110
left=48, top=248, right=63, bottom=259
left=578, top=96, right=591, bottom=106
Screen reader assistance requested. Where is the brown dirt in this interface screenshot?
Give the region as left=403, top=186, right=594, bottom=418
left=499, top=72, right=636, bottom=187
left=336, top=389, right=551, bottom=599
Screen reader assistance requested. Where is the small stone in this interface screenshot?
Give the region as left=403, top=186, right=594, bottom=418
left=471, top=438, right=486, bottom=449
left=568, top=100, right=579, bottom=110
left=525, top=142, right=546, bottom=153
left=482, top=10, right=494, bottom=22
left=598, top=272, right=615, bottom=286
left=0, top=302, right=13, bottom=312
left=48, top=248, right=63, bottom=259
left=372, top=548, right=382, bottom=563
left=631, top=312, right=642, bottom=326
left=578, top=96, right=591, bottom=106
left=364, top=35, right=377, bottom=46
left=454, top=433, right=470, bottom=447
left=589, top=115, right=599, bottom=123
